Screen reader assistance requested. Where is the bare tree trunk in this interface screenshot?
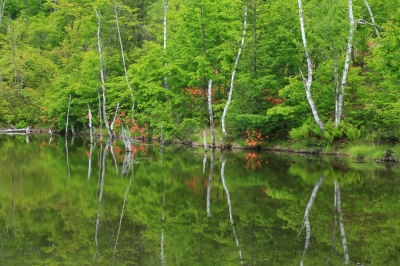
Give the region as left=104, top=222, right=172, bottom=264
left=110, top=102, right=120, bottom=138
left=203, top=130, right=207, bottom=150
left=88, top=105, right=93, bottom=144
left=163, top=0, right=168, bottom=90
left=222, top=6, right=248, bottom=136
left=96, top=9, right=111, bottom=137
left=207, top=79, right=215, bottom=148
left=97, top=90, right=103, bottom=141
left=114, top=3, right=135, bottom=120
left=335, top=0, right=355, bottom=127
left=0, top=0, right=6, bottom=30
left=252, top=0, right=257, bottom=77
left=65, top=94, right=71, bottom=137
left=363, top=0, right=380, bottom=40
left=24, top=0, right=29, bottom=26
left=297, top=0, right=325, bottom=133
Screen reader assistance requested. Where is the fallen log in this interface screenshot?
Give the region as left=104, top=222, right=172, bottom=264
left=0, top=127, right=30, bottom=135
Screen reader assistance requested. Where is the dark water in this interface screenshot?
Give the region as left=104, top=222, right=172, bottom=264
left=0, top=135, right=399, bottom=265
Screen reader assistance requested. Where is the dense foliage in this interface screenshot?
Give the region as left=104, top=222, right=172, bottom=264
left=0, top=0, right=399, bottom=144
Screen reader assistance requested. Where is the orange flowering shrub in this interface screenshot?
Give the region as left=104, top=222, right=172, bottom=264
left=245, top=129, right=268, bottom=147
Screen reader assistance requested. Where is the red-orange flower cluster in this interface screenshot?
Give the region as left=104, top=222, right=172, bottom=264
left=245, top=129, right=268, bottom=147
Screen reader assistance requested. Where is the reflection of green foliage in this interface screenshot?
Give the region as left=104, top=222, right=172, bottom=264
left=0, top=136, right=400, bottom=264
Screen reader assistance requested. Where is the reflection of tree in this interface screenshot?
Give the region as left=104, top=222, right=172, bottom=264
left=207, top=150, right=214, bottom=217
left=93, top=142, right=108, bottom=261
left=299, top=174, right=324, bottom=265
left=221, top=158, right=244, bottom=265
left=334, top=180, right=349, bottom=265
left=113, top=173, right=133, bottom=263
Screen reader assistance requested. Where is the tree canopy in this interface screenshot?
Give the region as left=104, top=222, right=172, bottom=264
left=0, top=0, right=399, bottom=144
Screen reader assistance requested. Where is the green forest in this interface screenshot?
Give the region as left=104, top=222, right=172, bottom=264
left=0, top=0, right=399, bottom=146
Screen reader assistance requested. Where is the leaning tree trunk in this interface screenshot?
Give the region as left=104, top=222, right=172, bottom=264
left=335, top=0, right=355, bottom=127
left=221, top=5, right=248, bottom=136
left=114, top=3, right=135, bottom=120
left=297, top=0, right=325, bottom=133
left=96, top=9, right=111, bottom=137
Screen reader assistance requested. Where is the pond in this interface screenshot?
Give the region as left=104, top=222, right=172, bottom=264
left=0, top=135, right=399, bottom=265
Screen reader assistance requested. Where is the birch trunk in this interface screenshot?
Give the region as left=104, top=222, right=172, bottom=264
left=297, top=0, right=325, bottom=133
left=335, top=0, right=355, bottom=127
left=363, top=0, right=380, bottom=40
left=88, top=105, right=93, bottom=144
left=207, top=79, right=216, bottom=148
left=163, top=0, right=168, bottom=90
left=97, top=90, right=103, bottom=140
left=114, top=4, right=135, bottom=120
left=203, top=130, right=207, bottom=150
left=65, top=94, right=71, bottom=137
left=0, top=0, right=6, bottom=29
left=110, top=102, right=120, bottom=138
left=96, top=9, right=111, bottom=137
left=222, top=6, right=248, bottom=136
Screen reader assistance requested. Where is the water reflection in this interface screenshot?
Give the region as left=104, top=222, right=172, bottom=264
left=0, top=135, right=399, bottom=265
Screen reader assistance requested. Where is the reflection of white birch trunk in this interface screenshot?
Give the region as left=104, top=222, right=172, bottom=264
left=93, top=142, right=108, bottom=261
left=335, top=181, right=349, bottom=265
left=299, top=174, right=324, bottom=265
left=65, top=139, right=70, bottom=178
left=207, top=80, right=215, bottom=148
left=335, top=0, right=355, bottom=127
left=297, top=0, right=325, bottom=133
left=88, top=142, right=93, bottom=180
left=113, top=176, right=132, bottom=261
left=163, top=0, right=168, bottom=90
left=221, top=158, right=244, bottom=265
left=161, top=193, right=166, bottom=266
left=122, top=126, right=132, bottom=153
left=109, top=140, right=119, bottom=175
left=207, top=150, right=214, bottom=217
left=114, top=3, right=135, bottom=119
left=96, top=10, right=111, bottom=137
left=222, top=6, right=248, bottom=136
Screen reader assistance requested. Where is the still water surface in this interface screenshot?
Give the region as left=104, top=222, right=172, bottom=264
left=0, top=135, right=399, bottom=265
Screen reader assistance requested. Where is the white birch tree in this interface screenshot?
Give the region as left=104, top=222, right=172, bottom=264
left=114, top=3, right=135, bottom=120
left=297, top=0, right=325, bottom=133
left=335, top=0, right=355, bottom=127
left=163, top=0, right=168, bottom=90
left=221, top=5, right=248, bottom=136
left=96, top=9, right=111, bottom=137
left=207, top=79, right=215, bottom=148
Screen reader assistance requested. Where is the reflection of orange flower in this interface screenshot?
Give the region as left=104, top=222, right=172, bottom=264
left=85, top=150, right=90, bottom=159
